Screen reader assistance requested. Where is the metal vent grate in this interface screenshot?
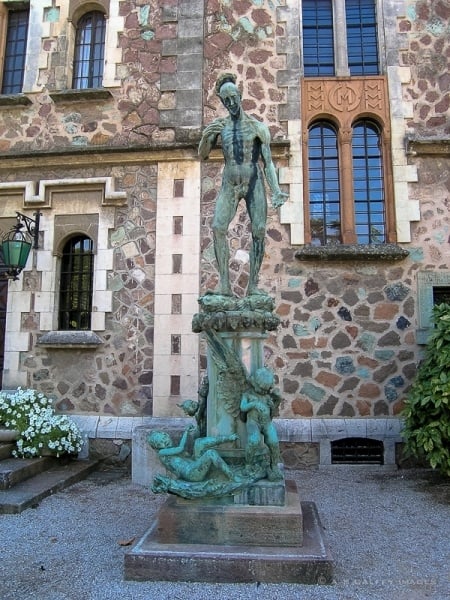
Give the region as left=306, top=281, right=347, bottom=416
left=331, top=437, right=384, bottom=465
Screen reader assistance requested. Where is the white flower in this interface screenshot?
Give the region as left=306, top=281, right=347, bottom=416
left=0, top=388, right=83, bottom=458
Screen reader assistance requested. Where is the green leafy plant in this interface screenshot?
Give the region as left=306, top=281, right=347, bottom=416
left=0, top=388, right=83, bottom=458
left=402, top=303, right=450, bottom=477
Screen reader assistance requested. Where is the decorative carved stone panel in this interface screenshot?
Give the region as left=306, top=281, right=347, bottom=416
left=301, top=76, right=390, bottom=131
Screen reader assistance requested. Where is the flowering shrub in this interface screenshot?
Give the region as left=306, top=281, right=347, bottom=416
left=0, top=388, right=83, bottom=458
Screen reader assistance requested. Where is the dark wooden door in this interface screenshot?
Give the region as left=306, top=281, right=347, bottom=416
left=0, top=279, right=7, bottom=388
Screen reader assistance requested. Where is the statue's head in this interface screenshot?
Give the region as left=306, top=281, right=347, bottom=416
left=148, top=430, right=172, bottom=450
left=198, top=375, right=209, bottom=396
left=216, top=72, right=241, bottom=118
left=177, top=399, right=198, bottom=416
left=253, top=367, right=274, bottom=391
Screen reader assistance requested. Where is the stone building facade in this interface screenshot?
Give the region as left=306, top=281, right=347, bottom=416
left=0, top=0, right=448, bottom=466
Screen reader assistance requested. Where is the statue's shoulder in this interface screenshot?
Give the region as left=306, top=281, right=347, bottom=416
left=212, top=116, right=228, bottom=128
left=244, top=113, right=270, bottom=143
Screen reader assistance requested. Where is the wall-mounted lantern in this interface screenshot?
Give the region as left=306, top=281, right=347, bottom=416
left=1, top=211, right=41, bottom=280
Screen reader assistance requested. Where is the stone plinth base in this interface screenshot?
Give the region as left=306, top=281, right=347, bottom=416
left=233, top=476, right=286, bottom=506
left=154, top=479, right=302, bottom=547
left=124, top=481, right=333, bottom=584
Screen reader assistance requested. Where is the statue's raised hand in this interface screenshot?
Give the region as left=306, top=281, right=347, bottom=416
left=198, top=118, right=226, bottom=159
left=203, top=118, right=226, bottom=138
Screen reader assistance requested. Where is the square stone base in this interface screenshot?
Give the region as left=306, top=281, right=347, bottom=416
left=154, top=479, right=302, bottom=547
left=124, top=482, right=333, bottom=584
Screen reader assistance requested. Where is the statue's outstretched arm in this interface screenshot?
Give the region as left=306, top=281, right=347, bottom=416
left=159, top=427, right=192, bottom=457
left=258, top=125, right=288, bottom=209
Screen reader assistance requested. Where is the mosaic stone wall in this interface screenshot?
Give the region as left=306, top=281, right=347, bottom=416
left=204, top=0, right=288, bottom=138
left=0, top=0, right=196, bottom=153
left=199, top=160, right=421, bottom=418
left=0, top=0, right=449, bottom=421
left=8, top=163, right=157, bottom=416
left=402, top=0, right=450, bottom=137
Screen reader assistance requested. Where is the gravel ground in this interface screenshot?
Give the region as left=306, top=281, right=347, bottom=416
left=0, top=466, right=449, bottom=600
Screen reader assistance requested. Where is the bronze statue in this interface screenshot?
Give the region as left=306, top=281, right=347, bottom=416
left=177, top=375, right=208, bottom=437
left=241, top=368, right=283, bottom=481
left=148, top=426, right=252, bottom=499
left=199, top=73, right=288, bottom=297
left=148, top=74, right=286, bottom=501
left=148, top=426, right=239, bottom=483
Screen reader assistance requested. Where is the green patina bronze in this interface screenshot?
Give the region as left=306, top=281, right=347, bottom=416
left=198, top=72, right=288, bottom=297
left=148, top=74, right=285, bottom=501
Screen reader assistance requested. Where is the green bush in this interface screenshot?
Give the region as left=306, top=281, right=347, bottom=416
left=402, top=303, right=450, bottom=477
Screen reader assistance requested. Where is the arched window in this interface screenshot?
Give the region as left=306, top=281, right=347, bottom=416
left=59, top=236, right=94, bottom=330
left=307, top=122, right=341, bottom=245
left=72, top=11, right=106, bottom=89
left=306, top=119, right=387, bottom=245
left=352, top=121, right=385, bottom=244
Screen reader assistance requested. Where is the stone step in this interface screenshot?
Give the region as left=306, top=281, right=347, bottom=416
left=0, top=458, right=99, bottom=514
left=0, top=442, right=14, bottom=460
left=0, top=456, right=62, bottom=490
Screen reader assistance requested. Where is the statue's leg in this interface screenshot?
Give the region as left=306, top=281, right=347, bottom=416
left=193, top=434, right=234, bottom=458
left=244, top=419, right=261, bottom=467
left=265, top=425, right=283, bottom=480
left=246, top=181, right=267, bottom=295
left=190, top=449, right=235, bottom=480
left=212, top=188, right=238, bottom=295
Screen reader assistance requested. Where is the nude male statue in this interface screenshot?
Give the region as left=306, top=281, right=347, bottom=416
left=198, top=73, right=288, bottom=297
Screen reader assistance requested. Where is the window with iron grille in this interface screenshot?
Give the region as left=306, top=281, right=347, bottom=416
left=72, top=11, right=106, bottom=90
left=59, top=236, right=94, bottom=330
left=307, top=119, right=386, bottom=245
left=302, top=0, right=379, bottom=77
left=433, top=287, right=450, bottom=306
left=1, top=8, right=29, bottom=94
left=331, top=437, right=384, bottom=464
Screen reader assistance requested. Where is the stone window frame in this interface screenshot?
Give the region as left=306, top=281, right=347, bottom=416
left=65, top=0, right=109, bottom=93
left=1, top=0, right=122, bottom=97
left=0, top=178, right=125, bottom=359
left=278, top=0, right=420, bottom=247
left=416, top=271, right=450, bottom=345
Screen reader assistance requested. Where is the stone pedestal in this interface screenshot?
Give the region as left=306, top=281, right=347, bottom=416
left=127, top=296, right=333, bottom=584
left=124, top=480, right=333, bottom=584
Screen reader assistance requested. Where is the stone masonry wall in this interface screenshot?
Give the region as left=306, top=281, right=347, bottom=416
left=197, top=0, right=430, bottom=419
left=1, top=0, right=449, bottom=423
left=0, top=0, right=203, bottom=153
left=204, top=0, right=288, bottom=139
left=200, top=160, right=420, bottom=418
left=5, top=163, right=157, bottom=416
left=402, top=0, right=450, bottom=138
